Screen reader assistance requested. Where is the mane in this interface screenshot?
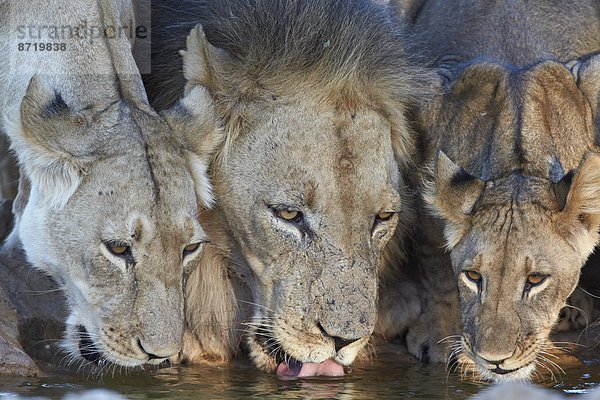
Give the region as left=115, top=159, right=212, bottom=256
left=205, top=0, right=419, bottom=90
left=144, top=0, right=432, bottom=111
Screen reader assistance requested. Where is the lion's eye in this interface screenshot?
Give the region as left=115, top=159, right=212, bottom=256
left=376, top=211, right=394, bottom=222
left=106, top=242, right=131, bottom=257
left=525, top=274, right=547, bottom=290
left=276, top=209, right=303, bottom=222
left=183, top=242, right=202, bottom=257
left=464, top=270, right=482, bottom=283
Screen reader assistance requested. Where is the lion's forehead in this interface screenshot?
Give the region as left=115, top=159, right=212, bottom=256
left=64, top=145, right=201, bottom=246
left=471, top=205, right=557, bottom=244
left=230, top=103, right=400, bottom=202
left=82, top=133, right=197, bottom=197
left=456, top=204, right=556, bottom=256
left=92, top=106, right=197, bottom=194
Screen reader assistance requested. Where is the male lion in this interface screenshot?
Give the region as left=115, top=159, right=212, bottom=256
left=387, top=0, right=600, bottom=382
left=143, top=0, right=429, bottom=377
left=0, top=0, right=221, bottom=368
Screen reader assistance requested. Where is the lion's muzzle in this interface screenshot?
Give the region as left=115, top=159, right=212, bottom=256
left=77, top=326, right=103, bottom=364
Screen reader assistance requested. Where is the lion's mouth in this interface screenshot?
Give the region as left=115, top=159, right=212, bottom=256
left=478, top=360, right=535, bottom=381
left=275, top=354, right=345, bottom=379
left=460, top=341, right=536, bottom=381
left=489, top=366, right=521, bottom=375
left=251, top=321, right=348, bottom=378
left=77, top=325, right=103, bottom=364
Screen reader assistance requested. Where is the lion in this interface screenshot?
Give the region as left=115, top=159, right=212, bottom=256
left=0, top=0, right=222, bottom=369
left=381, top=0, right=600, bottom=382
left=142, top=0, right=430, bottom=377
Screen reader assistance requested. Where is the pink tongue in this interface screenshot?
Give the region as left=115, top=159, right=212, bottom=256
left=276, top=359, right=345, bottom=379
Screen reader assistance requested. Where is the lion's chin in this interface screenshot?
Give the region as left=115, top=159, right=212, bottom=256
left=276, top=358, right=345, bottom=379
left=476, top=362, right=536, bottom=383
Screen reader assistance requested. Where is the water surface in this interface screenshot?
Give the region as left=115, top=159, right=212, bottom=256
left=2, top=352, right=600, bottom=399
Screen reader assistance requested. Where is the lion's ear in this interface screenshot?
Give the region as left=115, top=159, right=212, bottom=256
left=162, top=85, right=224, bottom=208
left=424, top=151, right=485, bottom=248
left=174, top=24, right=230, bottom=208
left=568, top=53, right=600, bottom=118
left=180, top=24, right=230, bottom=94
left=559, top=152, right=600, bottom=256
left=4, top=75, right=90, bottom=209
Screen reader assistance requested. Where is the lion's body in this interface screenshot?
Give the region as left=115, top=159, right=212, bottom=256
left=396, top=0, right=600, bottom=381
left=142, top=0, right=429, bottom=375
left=406, top=0, right=600, bottom=66
left=0, top=0, right=221, bottom=368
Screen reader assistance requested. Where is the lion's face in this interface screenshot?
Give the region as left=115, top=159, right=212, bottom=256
left=451, top=201, right=584, bottom=381
left=52, top=147, right=204, bottom=367
left=215, top=98, right=404, bottom=374
left=7, top=79, right=220, bottom=367
left=173, top=5, right=426, bottom=372
left=423, top=57, right=600, bottom=381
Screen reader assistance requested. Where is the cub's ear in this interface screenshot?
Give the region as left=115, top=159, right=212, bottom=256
left=559, top=152, right=600, bottom=257
left=3, top=75, right=91, bottom=209
left=424, top=151, right=485, bottom=248
left=180, top=24, right=230, bottom=95
left=162, top=85, right=224, bottom=208
left=568, top=53, right=600, bottom=120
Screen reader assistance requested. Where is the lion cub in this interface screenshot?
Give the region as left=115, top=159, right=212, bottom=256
left=399, top=0, right=600, bottom=382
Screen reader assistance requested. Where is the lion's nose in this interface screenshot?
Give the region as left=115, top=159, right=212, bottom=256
left=318, top=322, right=362, bottom=352
left=137, top=338, right=178, bottom=360
left=479, top=355, right=508, bottom=366
left=333, top=336, right=360, bottom=352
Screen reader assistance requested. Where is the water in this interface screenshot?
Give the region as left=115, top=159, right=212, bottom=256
left=2, top=353, right=600, bottom=399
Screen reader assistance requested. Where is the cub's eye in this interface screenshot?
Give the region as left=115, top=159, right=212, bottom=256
left=276, top=209, right=303, bottom=223
left=525, top=274, right=547, bottom=290
left=464, top=270, right=482, bottom=283
left=106, top=242, right=131, bottom=257
left=376, top=211, right=394, bottom=222
left=183, top=242, right=202, bottom=257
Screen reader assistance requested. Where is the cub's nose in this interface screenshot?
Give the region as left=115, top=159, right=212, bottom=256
left=477, top=352, right=516, bottom=373
left=479, top=356, right=508, bottom=366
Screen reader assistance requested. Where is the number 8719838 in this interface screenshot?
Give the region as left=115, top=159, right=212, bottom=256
left=18, top=42, right=67, bottom=51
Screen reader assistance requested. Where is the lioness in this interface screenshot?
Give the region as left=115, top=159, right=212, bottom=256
left=1, top=0, right=221, bottom=368
left=143, top=0, right=429, bottom=377
left=389, top=0, right=600, bottom=381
